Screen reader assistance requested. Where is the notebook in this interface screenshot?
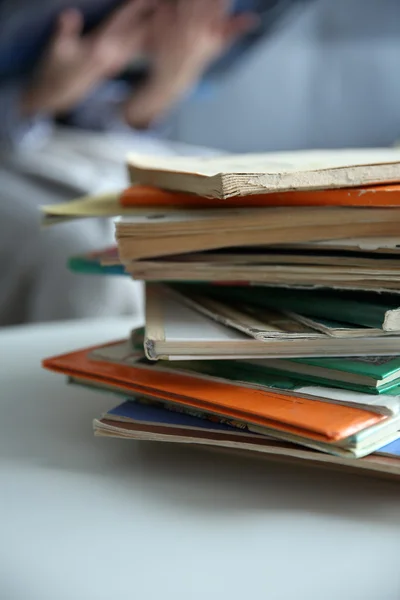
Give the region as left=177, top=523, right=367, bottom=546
left=120, top=183, right=400, bottom=208
left=93, top=399, right=400, bottom=480
left=127, top=148, right=400, bottom=198
left=125, top=256, right=400, bottom=292
left=144, top=284, right=400, bottom=360
left=130, top=326, right=400, bottom=394
left=41, top=184, right=400, bottom=227
left=242, top=356, right=400, bottom=395
left=42, top=338, right=400, bottom=458
left=173, top=284, right=400, bottom=332
left=115, top=206, right=400, bottom=261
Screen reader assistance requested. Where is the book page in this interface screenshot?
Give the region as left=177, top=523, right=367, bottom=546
left=162, top=292, right=248, bottom=342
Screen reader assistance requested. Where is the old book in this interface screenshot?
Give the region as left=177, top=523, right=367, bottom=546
left=125, top=256, right=400, bottom=291
left=115, top=207, right=400, bottom=260
left=127, top=148, right=400, bottom=198
left=42, top=341, right=400, bottom=458
left=243, top=356, right=400, bottom=395
left=129, top=326, right=400, bottom=394
left=175, top=284, right=400, bottom=332
left=143, top=284, right=400, bottom=360
left=168, top=286, right=398, bottom=340
left=41, top=183, right=400, bottom=227
left=120, top=183, right=400, bottom=208
left=93, top=400, right=400, bottom=480
left=128, top=326, right=400, bottom=394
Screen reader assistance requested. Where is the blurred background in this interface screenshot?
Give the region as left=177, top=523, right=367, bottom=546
left=0, top=0, right=399, bottom=327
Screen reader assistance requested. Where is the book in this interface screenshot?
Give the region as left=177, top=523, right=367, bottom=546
left=41, top=183, right=400, bottom=226
left=42, top=340, right=400, bottom=458
left=97, top=398, right=400, bottom=459
left=130, top=325, right=400, bottom=394
left=102, top=398, right=261, bottom=437
left=125, top=246, right=400, bottom=270
left=167, top=287, right=400, bottom=341
left=95, top=340, right=400, bottom=416
left=115, top=207, right=400, bottom=261
left=68, top=247, right=125, bottom=276
left=125, top=255, right=400, bottom=295
left=174, top=284, right=400, bottom=332
left=165, top=287, right=388, bottom=341
left=120, top=183, right=400, bottom=208
left=144, top=284, right=400, bottom=360
left=68, top=244, right=400, bottom=295
left=243, top=357, right=400, bottom=395
left=93, top=399, right=400, bottom=480
left=127, top=148, right=400, bottom=198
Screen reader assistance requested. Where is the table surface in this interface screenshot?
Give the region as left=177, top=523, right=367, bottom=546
left=1, top=318, right=400, bottom=600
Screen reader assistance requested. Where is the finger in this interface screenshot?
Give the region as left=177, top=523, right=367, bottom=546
left=56, top=9, right=83, bottom=40
left=51, top=8, right=83, bottom=54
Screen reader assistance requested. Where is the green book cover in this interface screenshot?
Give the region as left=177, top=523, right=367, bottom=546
left=128, top=328, right=400, bottom=395
left=292, top=355, right=400, bottom=381
left=68, top=256, right=127, bottom=276
left=171, top=283, right=400, bottom=330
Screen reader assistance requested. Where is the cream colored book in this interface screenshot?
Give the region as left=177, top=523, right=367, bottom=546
left=40, top=191, right=168, bottom=226
left=93, top=413, right=400, bottom=481
left=126, top=255, right=400, bottom=290
left=144, top=284, right=400, bottom=360
left=127, top=147, right=400, bottom=199
left=115, top=207, right=400, bottom=261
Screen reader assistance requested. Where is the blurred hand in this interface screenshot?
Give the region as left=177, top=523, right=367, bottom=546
left=124, top=0, right=256, bottom=128
left=150, top=0, right=256, bottom=84
left=22, top=0, right=154, bottom=116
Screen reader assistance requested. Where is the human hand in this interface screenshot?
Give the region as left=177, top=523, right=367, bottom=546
left=21, top=0, right=154, bottom=116
left=124, top=0, right=256, bottom=129
left=150, top=0, right=257, bottom=86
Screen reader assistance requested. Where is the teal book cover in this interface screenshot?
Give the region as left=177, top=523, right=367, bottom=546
left=68, top=248, right=127, bottom=276
left=171, top=283, right=400, bottom=330
left=129, top=327, right=400, bottom=394
left=292, top=355, right=400, bottom=381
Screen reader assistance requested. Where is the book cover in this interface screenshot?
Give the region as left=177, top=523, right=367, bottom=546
left=127, top=148, right=400, bottom=198
left=144, top=284, right=400, bottom=360
left=172, top=283, right=400, bottom=331
left=68, top=248, right=126, bottom=276
left=104, top=398, right=400, bottom=459
left=120, top=183, right=400, bottom=208
left=93, top=398, right=400, bottom=478
left=42, top=341, right=387, bottom=449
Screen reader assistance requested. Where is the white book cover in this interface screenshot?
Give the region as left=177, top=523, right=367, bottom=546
left=127, top=147, right=400, bottom=198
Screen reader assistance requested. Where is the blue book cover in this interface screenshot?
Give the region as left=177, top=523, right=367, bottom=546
left=377, top=438, right=400, bottom=457
left=106, top=399, right=400, bottom=457
left=108, top=399, right=241, bottom=433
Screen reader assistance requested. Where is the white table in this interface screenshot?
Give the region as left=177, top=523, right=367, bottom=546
left=1, top=318, right=400, bottom=600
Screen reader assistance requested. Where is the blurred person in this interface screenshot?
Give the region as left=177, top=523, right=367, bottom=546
left=0, top=0, right=255, bottom=325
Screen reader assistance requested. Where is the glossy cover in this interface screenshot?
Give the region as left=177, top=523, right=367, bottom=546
left=120, top=184, right=400, bottom=208
left=42, top=342, right=385, bottom=444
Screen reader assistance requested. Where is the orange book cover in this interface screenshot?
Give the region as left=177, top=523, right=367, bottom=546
left=120, top=184, right=400, bottom=209
left=42, top=342, right=385, bottom=444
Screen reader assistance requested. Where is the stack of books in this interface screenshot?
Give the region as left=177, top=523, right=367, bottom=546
left=43, top=147, right=400, bottom=480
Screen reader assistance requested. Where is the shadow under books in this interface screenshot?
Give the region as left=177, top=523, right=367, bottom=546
left=4, top=375, right=399, bottom=523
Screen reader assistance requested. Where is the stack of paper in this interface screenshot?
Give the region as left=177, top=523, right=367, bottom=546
left=42, top=147, right=400, bottom=480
